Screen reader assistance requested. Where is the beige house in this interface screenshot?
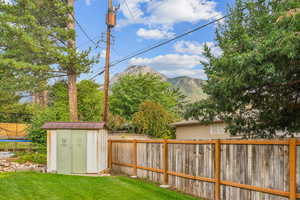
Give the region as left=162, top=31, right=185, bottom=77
left=171, top=120, right=236, bottom=140
left=171, top=120, right=300, bottom=140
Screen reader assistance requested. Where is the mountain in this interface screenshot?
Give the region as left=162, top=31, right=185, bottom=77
left=111, top=65, right=207, bottom=102
left=111, top=65, right=167, bottom=84
left=167, top=76, right=207, bottom=102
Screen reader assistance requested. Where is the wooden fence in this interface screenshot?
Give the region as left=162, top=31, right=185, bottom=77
left=109, top=139, right=300, bottom=200
left=0, top=142, right=35, bottom=152
left=0, top=123, right=28, bottom=138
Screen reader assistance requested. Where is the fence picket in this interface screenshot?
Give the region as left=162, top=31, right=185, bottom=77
left=289, top=138, right=297, bottom=200
left=110, top=139, right=299, bottom=200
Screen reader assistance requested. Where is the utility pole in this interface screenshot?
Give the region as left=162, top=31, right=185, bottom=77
left=67, top=0, right=78, bottom=121
left=102, top=0, right=116, bottom=123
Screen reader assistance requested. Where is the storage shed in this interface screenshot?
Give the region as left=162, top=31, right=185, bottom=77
left=42, top=122, right=108, bottom=174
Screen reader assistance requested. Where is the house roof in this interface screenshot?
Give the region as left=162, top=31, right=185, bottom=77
left=170, top=120, right=223, bottom=127
left=42, top=122, right=105, bottom=130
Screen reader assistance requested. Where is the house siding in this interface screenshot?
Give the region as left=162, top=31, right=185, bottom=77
left=175, top=122, right=230, bottom=140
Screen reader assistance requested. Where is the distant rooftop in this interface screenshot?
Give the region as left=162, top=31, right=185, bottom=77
left=170, top=120, right=223, bottom=127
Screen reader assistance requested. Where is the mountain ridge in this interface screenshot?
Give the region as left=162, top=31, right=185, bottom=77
left=111, top=65, right=207, bottom=102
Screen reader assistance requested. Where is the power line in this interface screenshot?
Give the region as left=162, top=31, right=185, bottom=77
left=111, top=15, right=228, bottom=66
left=89, top=69, right=105, bottom=80
left=123, top=0, right=165, bottom=20
left=63, top=0, right=99, bottom=47
left=77, top=35, right=101, bottom=49
left=149, top=0, right=165, bottom=12
left=123, top=0, right=136, bottom=19
left=112, top=47, right=122, bottom=57
left=88, top=14, right=228, bottom=81
left=70, top=13, right=98, bottom=46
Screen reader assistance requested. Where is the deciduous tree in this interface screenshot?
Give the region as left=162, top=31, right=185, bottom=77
left=110, top=74, right=184, bottom=120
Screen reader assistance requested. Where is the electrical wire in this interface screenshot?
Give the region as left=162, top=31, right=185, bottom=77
left=69, top=13, right=98, bottom=46
left=123, top=0, right=136, bottom=19
left=88, top=14, right=229, bottom=80
left=111, top=15, right=228, bottom=66
left=62, top=0, right=99, bottom=47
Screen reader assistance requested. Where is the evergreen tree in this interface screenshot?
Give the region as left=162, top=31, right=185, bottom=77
left=185, top=0, right=300, bottom=138
left=0, top=0, right=97, bottom=120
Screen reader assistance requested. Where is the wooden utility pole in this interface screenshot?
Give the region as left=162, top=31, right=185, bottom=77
left=67, top=0, right=78, bottom=121
left=102, top=0, right=116, bottom=123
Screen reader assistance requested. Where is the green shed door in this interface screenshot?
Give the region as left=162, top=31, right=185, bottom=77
left=71, top=131, right=87, bottom=174
left=57, top=131, right=72, bottom=174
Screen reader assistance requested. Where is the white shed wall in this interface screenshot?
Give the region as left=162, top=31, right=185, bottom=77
left=87, top=131, right=97, bottom=173
left=47, top=130, right=57, bottom=172
left=98, top=129, right=108, bottom=172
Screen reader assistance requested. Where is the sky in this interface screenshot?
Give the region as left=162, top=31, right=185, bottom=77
left=75, top=0, right=235, bottom=84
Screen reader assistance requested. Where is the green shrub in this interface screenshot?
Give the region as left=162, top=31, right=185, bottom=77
left=15, top=152, right=46, bottom=164
left=107, top=114, right=128, bottom=131
left=28, top=107, right=67, bottom=146
left=132, top=101, right=176, bottom=138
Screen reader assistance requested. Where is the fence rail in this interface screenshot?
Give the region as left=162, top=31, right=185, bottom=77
left=109, top=139, right=300, bottom=200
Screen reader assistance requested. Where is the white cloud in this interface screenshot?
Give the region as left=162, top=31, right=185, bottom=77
left=119, top=0, right=222, bottom=29
left=129, top=54, right=205, bottom=70
left=118, top=0, right=149, bottom=26
left=147, top=0, right=222, bottom=27
left=174, top=40, right=222, bottom=57
left=85, top=0, right=93, bottom=6
left=100, top=50, right=106, bottom=59
left=136, top=28, right=174, bottom=39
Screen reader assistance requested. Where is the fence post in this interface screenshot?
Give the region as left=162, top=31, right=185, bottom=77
left=162, top=139, right=169, bottom=186
left=108, top=140, right=113, bottom=170
left=214, top=140, right=221, bottom=200
left=289, top=138, right=297, bottom=200
left=132, top=139, right=137, bottom=177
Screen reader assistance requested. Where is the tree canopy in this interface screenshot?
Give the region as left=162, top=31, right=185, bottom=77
left=0, top=0, right=97, bottom=120
left=110, top=74, right=184, bottom=120
left=28, top=80, right=103, bottom=145
left=185, top=0, right=300, bottom=138
left=47, top=80, right=104, bottom=122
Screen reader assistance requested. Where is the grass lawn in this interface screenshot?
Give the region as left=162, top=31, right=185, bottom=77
left=0, top=172, right=199, bottom=200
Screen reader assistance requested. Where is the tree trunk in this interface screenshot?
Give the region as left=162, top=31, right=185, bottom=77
left=67, top=0, right=78, bottom=121
left=32, top=90, right=48, bottom=109
left=42, top=90, right=48, bottom=108
left=68, top=72, right=78, bottom=121
left=32, top=92, right=39, bottom=105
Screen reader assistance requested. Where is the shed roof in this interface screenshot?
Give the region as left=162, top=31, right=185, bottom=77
left=42, top=122, right=105, bottom=130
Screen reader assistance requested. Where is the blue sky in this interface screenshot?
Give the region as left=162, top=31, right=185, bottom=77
left=75, top=0, right=235, bottom=83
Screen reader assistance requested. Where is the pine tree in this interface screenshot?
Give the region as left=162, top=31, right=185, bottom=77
left=0, top=0, right=97, bottom=120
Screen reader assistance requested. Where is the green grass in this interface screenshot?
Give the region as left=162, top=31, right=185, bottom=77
left=0, top=172, right=198, bottom=200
